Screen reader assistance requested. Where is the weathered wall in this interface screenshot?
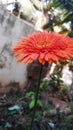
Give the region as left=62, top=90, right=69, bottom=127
left=0, top=6, right=35, bottom=93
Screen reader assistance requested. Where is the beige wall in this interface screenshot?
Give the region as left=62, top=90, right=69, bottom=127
left=0, top=6, right=35, bottom=93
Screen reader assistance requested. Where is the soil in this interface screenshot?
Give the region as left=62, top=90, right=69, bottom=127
left=0, top=88, right=73, bottom=130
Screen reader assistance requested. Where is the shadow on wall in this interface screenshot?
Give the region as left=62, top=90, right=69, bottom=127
left=27, top=60, right=49, bottom=91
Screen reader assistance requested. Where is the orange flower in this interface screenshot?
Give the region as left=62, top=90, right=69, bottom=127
left=14, top=31, right=73, bottom=64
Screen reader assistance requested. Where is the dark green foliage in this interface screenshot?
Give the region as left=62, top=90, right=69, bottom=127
left=24, top=91, right=43, bottom=109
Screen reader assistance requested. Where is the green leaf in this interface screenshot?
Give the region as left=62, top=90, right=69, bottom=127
left=29, top=99, right=35, bottom=109
left=51, top=1, right=60, bottom=8
left=63, top=13, right=71, bottom=19
left=37, top=100, right=43, bottom=107
left=43, top=81, right=49, bottom=87
left=29, top=99, right=43, bottom=109
left=24, top=91, right=35, bottom=98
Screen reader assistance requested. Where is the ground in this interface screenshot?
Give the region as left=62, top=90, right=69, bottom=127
left=0, top=87, right=73, bottom=130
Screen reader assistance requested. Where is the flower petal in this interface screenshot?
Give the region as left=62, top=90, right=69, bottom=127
left=13, top=31, right=73, bottom=65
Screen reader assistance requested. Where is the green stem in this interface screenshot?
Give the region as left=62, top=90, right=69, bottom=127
left=30, top=64, right=43, bottom=130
